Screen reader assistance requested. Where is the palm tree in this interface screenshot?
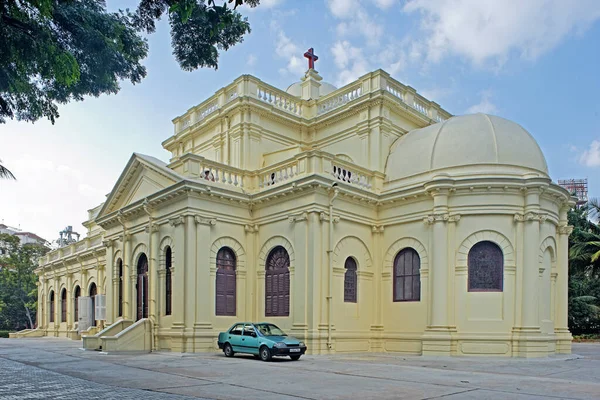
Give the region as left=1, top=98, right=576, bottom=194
left=0, top=160, right=15, bottom=179
left=570, top=198, right=600, bottom=277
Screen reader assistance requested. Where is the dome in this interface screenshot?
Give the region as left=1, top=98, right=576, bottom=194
left=385, top=113, right=549, bottom=182
left=286, top=81, right=337, bottom=98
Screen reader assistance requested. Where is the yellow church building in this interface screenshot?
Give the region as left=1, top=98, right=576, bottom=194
left=27, top=63, right=575, bottom=357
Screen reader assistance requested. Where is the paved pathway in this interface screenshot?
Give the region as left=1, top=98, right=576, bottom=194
left=1, top=338, right=599, bottom=399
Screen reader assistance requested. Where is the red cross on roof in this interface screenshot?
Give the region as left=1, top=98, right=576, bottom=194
left=303, top=48, right=318, bottom=70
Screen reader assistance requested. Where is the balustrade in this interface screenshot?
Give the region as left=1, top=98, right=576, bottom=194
left=413, top=98, right=428, bottom=116
left=258, top=163, right=298, bottom=188
left=317, top=85, right=363, bottom=115
left=257, top=86, right=302, bottom=115
left=331, top=163, right=371, bottom=189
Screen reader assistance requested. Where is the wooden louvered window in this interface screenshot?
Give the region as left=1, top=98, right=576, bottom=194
left=61, top=289, right=67, bottom=322
left=73, top=286, right=80, bottom=323
left=117, top=259, right=123, bottom=317
left=49, top=291, right=55, bottom=323
left=394, top=248, right=421, bottom=301
left=468, top=241, right=503, bottom=292
left=89, top=283, right=97, bottom=325
left=344, top=257, right=357, bottom=303
left=216, top=247, right=236, bottom=316
left=165, top=248, right=172, bottom=315
left=265, top=246, right=290, bottom=317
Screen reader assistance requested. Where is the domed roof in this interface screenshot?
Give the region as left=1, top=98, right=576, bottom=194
left=385, top=113, right=548, bottom=182
left=286, top=81, right=337, bottom=98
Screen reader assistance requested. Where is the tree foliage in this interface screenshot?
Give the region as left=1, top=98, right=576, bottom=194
left=568, top=200, right=600, bottom=335
left=0, top=234, right=48, bottom=330
left=0, top=0, right=258, bottom=124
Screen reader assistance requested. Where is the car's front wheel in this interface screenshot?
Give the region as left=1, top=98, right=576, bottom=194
left=223, top=343, right=234, bottom=357
left=259, top=346, right=272, bottom=362
left=290, top=355, right=301, bottom=361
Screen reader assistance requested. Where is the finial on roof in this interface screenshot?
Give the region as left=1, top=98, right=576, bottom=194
left=303, top=48, right=318, bottom=70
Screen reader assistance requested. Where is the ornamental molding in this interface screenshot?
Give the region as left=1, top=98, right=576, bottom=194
left=423, top=213, right=460, bottom=225
left=557, top=224, right=574, bottom=235
left=288, top=212, right=308, bottom=224
left=244, top=224, right=259, bottom=233
left=319, top=212, right=340, bottom=223
left=371, top=225, right=384, bottom=234
left=194, top=215, right=217, bottom=226
left=102, top=239, right=114, bottom=248
left=144, top=223, right=160, bottom=233
left=169, top=216, right=185, bottom=227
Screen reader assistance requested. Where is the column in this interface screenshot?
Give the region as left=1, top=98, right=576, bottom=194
left=170, top=216, right=185, bottom=330
left=122, top=233, right=131, bottom=320
left=555, top=205, right=573, bottom=352
left=104, top=239, right=115, bottom=324
left=290, top=212, right=308, bottom=335
left=36, top=281, right=42, bottom=329
left=97, top=264, right=105, bottom=329
left=184, top=214, right=196, bottom=331
left=521, top=193, right=542, bottom=330
left=148, top=223, right=160, bottom=350
left=66, top=273, right=73, bottom=331
left=194, top=215, right=213, bottom=330
left=53, top=277, right=60, bottom=335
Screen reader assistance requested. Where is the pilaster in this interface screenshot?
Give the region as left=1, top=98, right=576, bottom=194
left=103, top=239, right=115, bottom=324
left=555, top=205, right=573, bottom=353
left=194, top=215, right=214, bottom=331
left=169, top=216, right=186, bottom=351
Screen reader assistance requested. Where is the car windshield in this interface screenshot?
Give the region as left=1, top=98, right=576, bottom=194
left=254, top=323, right=287, bottom=337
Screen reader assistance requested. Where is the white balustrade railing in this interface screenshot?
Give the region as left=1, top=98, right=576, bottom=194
left=198, top=163, right=244, bottom=188
left=331, top=164, right=372, bottom=189
left=258, top=163, right=298, bottom=188
left=435, top=114, right=447, bottom=123
left=226, top=88, right=238, bottom=103
left=413, top=98, right=428, bottom=116
left=257, top=86, right=302, bottom=116
left=317, top=85, right=363, bottom=115
left=386, top=83, right=404, bottom=102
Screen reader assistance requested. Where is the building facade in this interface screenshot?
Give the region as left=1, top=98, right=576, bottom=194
left=32, top=68, right=574, bottom=357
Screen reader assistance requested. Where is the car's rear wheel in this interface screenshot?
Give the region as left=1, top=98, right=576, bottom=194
left=259, top=346, right=272, bottom=362
left=224, top=343, right=234, bottom=357
left=290, top=355, right=301, bottom=361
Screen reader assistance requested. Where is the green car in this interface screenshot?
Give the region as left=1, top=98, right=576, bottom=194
left=217, top=322, right=307, bottom=361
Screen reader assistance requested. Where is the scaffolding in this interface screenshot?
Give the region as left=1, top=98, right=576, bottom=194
left=56, top=226, right=80, bottom=248
left=558, top=178, right=588, bottom=206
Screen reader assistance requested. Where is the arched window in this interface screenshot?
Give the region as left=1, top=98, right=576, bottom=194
left=49, top=291, right=55, bottom=323
left=344, top=257, right=357, bottom=303
left=89, top=283, right=97, bottom=325
left=117, top=258, right=123, bottom=317
left=136, top=254, right=149, bottom=321
left=393, top=248, right=421, bottom=301
left=265, top=246, right=290, bottom=316
left=165, top=247, right=172, bottom=316
left=61, top=289, right=67, bottom=322
left=468, top=241, right=503, bottom=292
left=216, top=247, right=236, bottom=316
left=73, top=286, right=81, bottom=324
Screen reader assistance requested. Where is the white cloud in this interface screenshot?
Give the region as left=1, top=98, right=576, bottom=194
left=403, top=0, right=600, bottom=66
left=331, top=41, right=370, bottom=86
left=372, top=0, right=397, bottom=9
left=466, top=90, right=498, bottom=114
left=579, top=140, right=600, bottom=167
left=247, top=54, right=257, bottom=66
left=326, top=0, right=384, bottom=45
left=260, top=0, right=284, bottom=8
left=274, top=30, right=306, bottom=77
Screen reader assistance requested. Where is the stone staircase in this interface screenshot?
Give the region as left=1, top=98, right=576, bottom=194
left=82, top=318, right=152, bottom=353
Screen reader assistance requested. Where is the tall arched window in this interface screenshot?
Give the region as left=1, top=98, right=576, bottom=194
left=49, top=291, right=55, bottom=323
left=265, top=246, right=290, bottom=316
left=61, top=289, right=67, bottom=322
left=117, top=258, right=123, bottom=317
left=468, top=241, right=503, bottom=292
left=344, top=257, right=357, bottom=303
left=73, top=286, right=81, bottom=324
left=165, top=247, right=172, bottom=316
left=394, top=248, right=421, bottom=301
left=216, top=247, right=236, bottom=316
left=89, top=283, right=97, bottom=325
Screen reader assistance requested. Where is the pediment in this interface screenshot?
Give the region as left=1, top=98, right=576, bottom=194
left=97, top=154, right=183, bottom=218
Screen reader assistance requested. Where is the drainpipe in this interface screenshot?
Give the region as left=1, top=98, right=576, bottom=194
left=327, top=186, right=339, bottom=349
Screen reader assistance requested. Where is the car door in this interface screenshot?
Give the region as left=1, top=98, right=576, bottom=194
left=227, top=324, right=244, bottom=352
left=242, top=324, right=259, bottom=355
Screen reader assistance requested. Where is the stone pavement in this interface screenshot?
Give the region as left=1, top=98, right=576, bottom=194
left=1, top=338, right=600, bottom=400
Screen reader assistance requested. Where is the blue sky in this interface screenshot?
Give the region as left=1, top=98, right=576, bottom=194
left=1, top=0, right=600, bottom=242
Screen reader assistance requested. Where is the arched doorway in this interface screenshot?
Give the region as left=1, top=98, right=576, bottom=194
left=89, top=283, right=97, bottom=326
left=137, top=254, right=149, bottom=320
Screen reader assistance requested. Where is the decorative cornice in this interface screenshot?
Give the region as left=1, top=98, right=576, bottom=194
left=194, top=215, right=217, bottom=226
left=288, top=212, right=308, bottom=223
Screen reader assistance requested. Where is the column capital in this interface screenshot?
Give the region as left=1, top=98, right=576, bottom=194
left=194, top=215, right=217, bottom=226
left=371, top=225, right=385, bottom=234
left=145, top=223, right=160, bottom=233
left=102, top=238, right=114, bottom=248
left=169, top=216, right=185, bottom=227
left=423, top=213, right=459, bottom=225
left=288, top=212, right=308, bottom=224
left=244, top=224, right=259, bottom=233
left=558, top=224, right=574, bottom=236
